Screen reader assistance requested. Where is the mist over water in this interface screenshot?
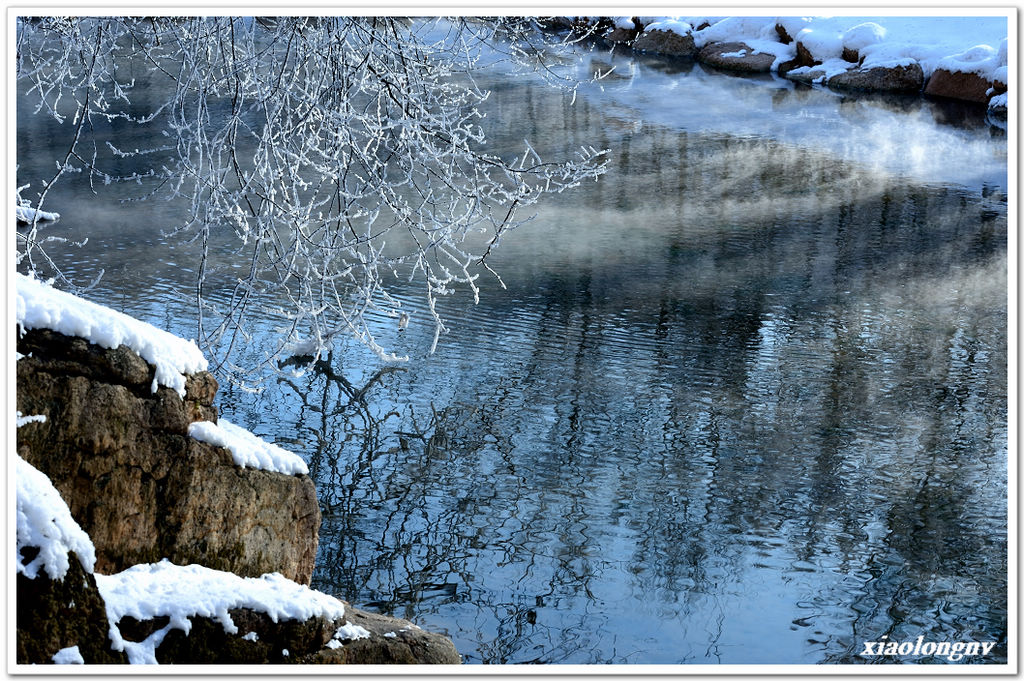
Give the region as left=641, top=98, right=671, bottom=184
left=18, top=42, right=1007, bottom=664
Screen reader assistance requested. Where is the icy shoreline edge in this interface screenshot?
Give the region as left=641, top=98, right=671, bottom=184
left=548, top=16, right=1009, bottom=119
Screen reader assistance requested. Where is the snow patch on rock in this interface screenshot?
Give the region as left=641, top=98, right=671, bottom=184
left=16, top=273, right=208, bottom=398
left=16, top=455, right=96, bottom=580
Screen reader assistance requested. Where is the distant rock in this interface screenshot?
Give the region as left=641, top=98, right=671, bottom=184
left=924, top=68, right=993, bottom=104
left=605, top=25, right=641, bottom=45
left=841, top=47, right=862, bottom=64
left=17, top=550, right=127, bottom=664
left=795, top=41, right=818, bottom=67
left=828, top=62, right=924, bottom=94
left=541, top=16, right=612, bottom=37
left=698, top=41, right=776, bottom=73
left=16, top=328, right=320, bottom=584
left=775, top=23, right=794, bottom=45
left=785, top=67, right=829, bottom=85
left=632, top=28, right=697, bottom=57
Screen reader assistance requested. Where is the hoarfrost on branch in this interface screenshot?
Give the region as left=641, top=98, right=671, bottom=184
left=16, top=17, right=607, bottom=385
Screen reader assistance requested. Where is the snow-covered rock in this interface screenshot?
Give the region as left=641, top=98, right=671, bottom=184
left=96, top=560, right=345, bottom=664
left=17, top=326, right=320, bottom=583
left=633, top=27, right=698, bottom=57
left=16, top=454, right=95, bottom=581
left=829, top=62, right=925, bottom=94
left=698, top=41, right=779, bottom=73
left=189, top=418, right=309, bottom=476
left=926, top=66, right=999, bottom=104
left=16, top=272, right=208, bottom=398
left=564, top=14, right=1009, bottom=107
left=16, top=456, right=127, bottom=664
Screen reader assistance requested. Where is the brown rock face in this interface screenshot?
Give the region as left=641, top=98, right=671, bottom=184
left=924, top=67, right=993, bottom=104
left=133, top=609, right=341, bottom=664
left=106, top=602, right=460, bottom=664
left=16, top=550, right=127, bottom=664
left=698, top=42, right=776, bottom=73
left=16, top=328, right=320, bottom=584
left=633, top=28, right=697, bottom=57
left=828, top=62, right=924, bottom=94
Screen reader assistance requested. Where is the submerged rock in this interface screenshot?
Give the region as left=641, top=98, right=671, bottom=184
left=16, top=328, right=320, bottom=584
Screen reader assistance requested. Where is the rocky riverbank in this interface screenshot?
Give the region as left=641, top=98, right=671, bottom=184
left=546, top=16, right=1008, bottom=119
left=15, top=275, right=460, bottom=666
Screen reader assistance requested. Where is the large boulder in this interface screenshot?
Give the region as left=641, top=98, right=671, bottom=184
left=924, top=67, right=993, bottom=104
left=632, top=28, right=697, bottom=57
left=828, top=62, right=924, bottom=94
left=697, top=41, right=776, bottom=73
left=16, top=328, right=320, bottom=584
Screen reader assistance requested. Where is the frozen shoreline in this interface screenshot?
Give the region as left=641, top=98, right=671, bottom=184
left=553, top=15, right=1009, bottom=115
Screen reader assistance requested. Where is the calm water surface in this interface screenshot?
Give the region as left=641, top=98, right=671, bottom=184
left=18, top=46, right=1008, bottom=664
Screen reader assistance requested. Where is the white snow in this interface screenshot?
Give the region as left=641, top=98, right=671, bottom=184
left=16, top=203, right=60, bottom=224
left=188, top=418, right=309, bottom=476
left=16, top=455, right=96, bottom=581
left=51, top=646, right=85, bottom=664
left=640, top=15, right=1007, bottom=81
left=642, top=18, right=693, bottom=36
left=934, top=44, right=1001, bottom=78
left=333, top=622, right=371, bottom=641
left=16, top=411, right=46, bottom=428
left=95, top=559, right=345, bottom=664
left=242, top=631, right=259, bottom=642
left=843, top=22, right=887, bottom=53
left=691, top=16, right=788, bottom=51
left=16, top=273, right=208, bottom=398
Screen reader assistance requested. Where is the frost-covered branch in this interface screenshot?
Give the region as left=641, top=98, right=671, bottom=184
left=16, top=16, right=608, bottom=386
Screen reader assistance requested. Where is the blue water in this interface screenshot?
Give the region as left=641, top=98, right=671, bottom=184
left=17, top=36, right=1008, bottom=665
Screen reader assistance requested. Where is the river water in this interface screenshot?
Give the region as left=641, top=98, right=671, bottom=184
left=17, top=39, right=1008, bottom=665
